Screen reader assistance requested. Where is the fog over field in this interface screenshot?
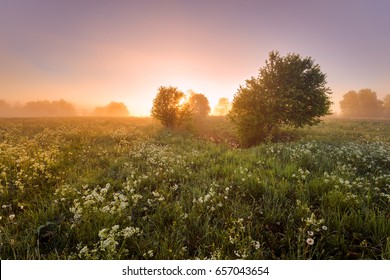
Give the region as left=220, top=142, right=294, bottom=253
left=1, top=0, right=390, bottom=116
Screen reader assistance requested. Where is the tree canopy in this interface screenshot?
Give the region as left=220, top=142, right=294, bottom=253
left=187, top=91, right=210, bottom=118
left=151, top=86, right=188, bottom=129
left=0, top=99, right=78, bottom=117
left=0, top=100, right=13, bottom=117
left=93, top=102, right=129, bottom=117
left=229, top=51, right=332, bottom=146
left=23, top=99, right=77, bottom=117
left=339, top=89, right=383, bottom=118
left=383, top=95, right=390, bottom=118
left=213, top=98, right=231, bottom=116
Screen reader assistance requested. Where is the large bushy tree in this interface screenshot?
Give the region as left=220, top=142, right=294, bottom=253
left=229, top=51, right=332, bottom=146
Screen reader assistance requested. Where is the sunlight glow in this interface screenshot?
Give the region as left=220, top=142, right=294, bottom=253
left=1, top=1, right=389, bottom=116
left=178, top=96, right=187, bottom=107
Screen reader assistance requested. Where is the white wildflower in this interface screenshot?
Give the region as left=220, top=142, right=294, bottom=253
left=306, top=238, right=314, bottom=245
left=121, top=226, right=141, bottom=238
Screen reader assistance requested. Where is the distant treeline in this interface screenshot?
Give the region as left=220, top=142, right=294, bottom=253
left=340, top=89, right=390, bottom=118
left=0, top=100, right=129, bottom=117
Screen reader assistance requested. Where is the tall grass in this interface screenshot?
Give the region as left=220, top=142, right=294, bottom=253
left=0, top=117, right=389, bottom=259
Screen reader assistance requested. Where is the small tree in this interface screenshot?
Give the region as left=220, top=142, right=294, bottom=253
left=213, top=98, right=231, bottom=116
left=187, top=91, right=211, bottom=118
left=151, top=86, right=187, bottom=129
left=93, top=102, right=129, bottom=117
left=229, top=51, right=332, bottom=146
left=339, top=90, right=360, bottom=117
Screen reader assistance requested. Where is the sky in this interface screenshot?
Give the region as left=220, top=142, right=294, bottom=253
left=0, top=0, right=389, bottom=116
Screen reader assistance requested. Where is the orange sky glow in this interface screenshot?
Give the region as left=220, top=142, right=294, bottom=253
left=1, top=0, right=389, bottom=116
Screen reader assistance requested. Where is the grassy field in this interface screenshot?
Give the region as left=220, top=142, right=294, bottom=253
left=0, top=117, right=389, bottom=259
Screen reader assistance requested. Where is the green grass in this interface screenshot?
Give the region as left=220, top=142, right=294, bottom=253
left=0, top=117, right=389, bottom=259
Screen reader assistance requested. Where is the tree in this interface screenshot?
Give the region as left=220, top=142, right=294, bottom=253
left=229, top=51, right=332, bottom=146
left=383, top=94, right=390, bottom=118
left=358, top=89, right=383, bottom=118
left=52, top=99, right=78, bottom=116
left=213, top=98, right=231, bottom=116
left=340, top=89, right=383, bottom=118
left=339, top=90, right=359, bottom=117
left=0, top=100, right=13, bottom=117
left=23, top=99, right=77, bottom=117
left=151, top=86, right=188, bottom=129
left=93, top=102, right=129, bottom=117
left=187, top=91, right=210, bottom=118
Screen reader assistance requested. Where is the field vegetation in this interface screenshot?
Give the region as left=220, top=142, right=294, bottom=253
left=0, top=117, right=389, bottom=259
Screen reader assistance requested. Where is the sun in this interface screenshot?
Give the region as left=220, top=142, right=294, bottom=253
left=178, top=95, right=188, bottom=107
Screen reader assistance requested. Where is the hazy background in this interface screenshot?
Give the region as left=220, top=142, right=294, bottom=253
left=1, top=0, right=389, bottom=116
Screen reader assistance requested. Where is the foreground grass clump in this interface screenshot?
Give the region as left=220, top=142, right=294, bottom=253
left=0, top=117, right=389, bottom=259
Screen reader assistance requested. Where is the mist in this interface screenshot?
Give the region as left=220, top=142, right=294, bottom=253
left=0, top=99, right=130, bottom=118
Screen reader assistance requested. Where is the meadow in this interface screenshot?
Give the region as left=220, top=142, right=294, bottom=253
left=0, top=117, right=389, bottom=259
